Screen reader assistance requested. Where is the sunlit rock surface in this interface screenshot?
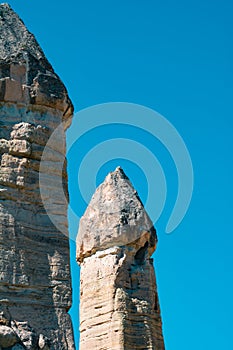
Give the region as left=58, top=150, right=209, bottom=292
left=77, top=167, right=165, bottom=350
left=0, top=4, right=74, bottom=349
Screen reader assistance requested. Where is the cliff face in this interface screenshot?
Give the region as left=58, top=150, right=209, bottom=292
left=0, top=4, right=74, bottom=350
left=77, top=167, right=165, bottom=350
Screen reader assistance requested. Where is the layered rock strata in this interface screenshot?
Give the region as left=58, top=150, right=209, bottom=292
left=0, top=4, right=74, bottom=350
left=77, top=167, right=165, bottom=350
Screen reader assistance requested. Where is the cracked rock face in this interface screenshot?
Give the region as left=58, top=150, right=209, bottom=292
left=76, top=167, right=165, bottom=350
left=0, top=4, right=74, bottom=350
left=0, top=316, right=51, bottom=350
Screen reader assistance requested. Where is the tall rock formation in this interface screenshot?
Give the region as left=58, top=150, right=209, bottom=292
left=77, top=167, right=165, bottom=350
left=0, top=4, right=74, bottom=350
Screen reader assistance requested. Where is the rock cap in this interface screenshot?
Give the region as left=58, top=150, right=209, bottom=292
left=0, top=3, right=73, bottom=119
left=76, top=167, right=157, bottom=262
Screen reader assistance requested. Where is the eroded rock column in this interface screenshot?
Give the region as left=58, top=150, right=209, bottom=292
left=0, top=4, right=74, bottom=350
left=76, top=167, right=165, bottom=350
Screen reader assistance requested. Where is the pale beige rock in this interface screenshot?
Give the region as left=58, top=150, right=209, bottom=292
left=77, top=167, right=165, bottom=350
left=38, top=334, right=50, bottom=350
left=76, top=167, right=157, bottom=262
left=3, top=77, right=24, bottom=103
left=0, top=4, right=74, bottom=350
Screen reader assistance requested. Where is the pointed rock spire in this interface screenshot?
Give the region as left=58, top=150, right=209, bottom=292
left=76, top=166, right=157, bottom=262
left=0, top=3, right=51, bottom=64
left=0, top=3, right=73, bottom=120
left=76, top=167, right=165, bottom=350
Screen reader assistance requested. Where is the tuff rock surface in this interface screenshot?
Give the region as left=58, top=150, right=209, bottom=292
left=77, top=167, right=165, bottom=350
left=0, top=4, right=74, bottom=350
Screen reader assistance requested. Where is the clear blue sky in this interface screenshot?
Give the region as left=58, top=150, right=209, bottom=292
left=6, top=1, right=233, bottom=349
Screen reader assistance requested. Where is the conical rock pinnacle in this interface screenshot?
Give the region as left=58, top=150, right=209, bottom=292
left=0, top=3, right=50, bottom=63
left=0, top=3, right=73, bottom=119
left=76, top=167, right=157, bottom=262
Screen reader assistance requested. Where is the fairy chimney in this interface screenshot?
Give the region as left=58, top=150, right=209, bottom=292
left=76, top=167, right=165, bottom=350
left=0, top=4, right=74, bottom=349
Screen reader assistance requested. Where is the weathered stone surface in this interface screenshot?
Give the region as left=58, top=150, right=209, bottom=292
left=0, top=325, right=18, bottom=348
left=76, top=166, right=157, bottom=262
left=38, top=334, right=50, bottom=350
left=0, top=3, right=73, bottom=125
left=77, top=167, right=165, bottom=349
left=0, top=320, right=51, bottom=350
left=0, top=306, right=11, bottom=326
left=0, top=4, right=74, bottom=350
left=12, top=321, right=38, bottom=350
